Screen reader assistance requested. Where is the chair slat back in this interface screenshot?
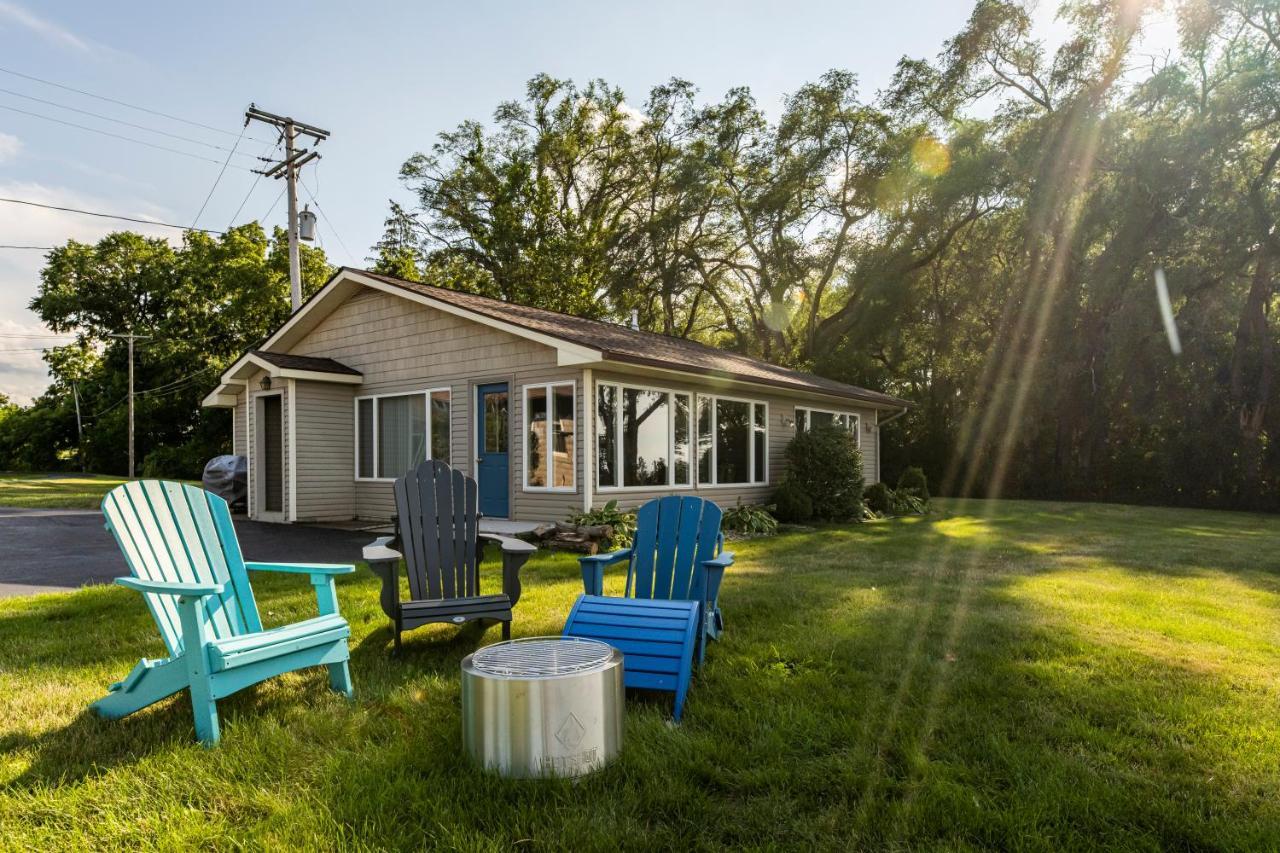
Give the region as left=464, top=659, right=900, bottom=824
left=102, top=481, right=261, bottom=655
left=393, top=460, right=479, bottom=602
left=626, top=496, right=723, bottom=603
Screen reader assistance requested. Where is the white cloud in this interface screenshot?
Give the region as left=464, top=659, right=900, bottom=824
left=0, top=132, right=20, bottom=164
left=0, top=181, right=177, bottom=405
left=0, top=1, right=92, bottom=53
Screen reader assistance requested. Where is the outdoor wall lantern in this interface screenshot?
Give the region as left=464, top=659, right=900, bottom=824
left=781, top=416, right=795, bottom=428
left=260, top=376, right=273, bottom=391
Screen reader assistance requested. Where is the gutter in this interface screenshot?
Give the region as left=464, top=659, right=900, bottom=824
left=877, top=406, right=910, bottom=428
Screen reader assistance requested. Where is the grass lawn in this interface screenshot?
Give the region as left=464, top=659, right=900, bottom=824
left=1, top=499, right=1278, bottom=849
left=0, top=473, right=131, bottom=509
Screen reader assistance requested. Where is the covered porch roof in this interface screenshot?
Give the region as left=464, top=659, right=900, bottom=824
left=201, top=350, right=362, bottom=408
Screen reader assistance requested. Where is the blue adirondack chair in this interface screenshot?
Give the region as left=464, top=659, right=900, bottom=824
left=91, top=481, right=355, bottom=745
left=565, top=496, right=732, bottom=720
left=578, top=495, right=733, bottom=657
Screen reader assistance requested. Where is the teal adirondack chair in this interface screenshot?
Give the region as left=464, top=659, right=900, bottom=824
left=91, top=481, right=355, bottom=745
left=578, top=495, right=733, bottom=661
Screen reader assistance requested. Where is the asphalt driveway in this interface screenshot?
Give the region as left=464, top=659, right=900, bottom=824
left=0, top=507, right=376, bottom=598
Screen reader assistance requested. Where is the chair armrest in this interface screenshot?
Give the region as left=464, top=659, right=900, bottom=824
left=245, top=562, right=355, bottom=576
left=580, top=548, right=632, bottom=567
left=702, top=552, right=734, bottom=570
left=115, top=577, right=223, bottom=597
left=701, top=551, right=734, bottom=606
left=363, top=536, right=401, bottom=620
left=363, top=536, right=402, bottom=564
left=578, top=548, right=632, bottom=596
left=478, top=534, right=536, bottom=607
left=477, top=533, right=537, bottom=555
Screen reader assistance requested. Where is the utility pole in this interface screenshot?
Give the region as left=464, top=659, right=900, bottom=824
left=71, top=382, right=84, bottom=473
left=245, top=105, right=328, bottom=312
left=108, top=332, right=151, bottom=478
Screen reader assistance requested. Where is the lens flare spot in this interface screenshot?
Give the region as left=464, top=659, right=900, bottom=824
left=763, top=301, right=791, bottom=332
left=912, top=135, right=950, bottom=177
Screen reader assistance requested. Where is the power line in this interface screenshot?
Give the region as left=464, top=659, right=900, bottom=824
left=0, top=244, right=54, bottom=250
left=262, top=185, right=286, bottom=223
left=0, top=332, right=76, bottom=338
left=0, top=102, right=253, bottom=169
left=192, top=124, right=247, bottom=229
left=138, top=364, right=219, bottom=395
left=300, top=178, right=354, bottom=263
left=227, top=138, right=282, bottom=228
left=0, top=197, right=225, bottom=234
left=0, top=65, right=270, bottom=143
left=83, top=393, right=128, bottom=421
left=0, top=86, right=258, bottom=160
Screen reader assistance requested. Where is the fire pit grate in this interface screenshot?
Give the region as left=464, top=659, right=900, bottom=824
left=468, top=636, right=615, bottom=679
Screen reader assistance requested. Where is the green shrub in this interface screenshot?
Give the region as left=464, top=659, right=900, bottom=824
left=897, top=466, right=930, bottom=501
left=865, top=481, right=892, bottom=514
left=772, top=478, right=813, bottom=523
left=568, top=499, right=637, bottom=549
left=784, top=425, right=864, bottom=521
left=722, top=501, right=778, bottom=537
left=141, top=441, right=209, bottom=480
left=889, top=490, right=928, bottom=515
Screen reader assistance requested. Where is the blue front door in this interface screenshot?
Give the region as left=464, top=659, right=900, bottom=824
left=476, top=383, right=510, bottom=518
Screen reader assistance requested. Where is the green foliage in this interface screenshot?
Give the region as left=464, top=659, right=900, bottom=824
left=568, top=498, right=637, bottom=550
left=388, top=1, right=1280, bottom=512
left=889, top=489, right=928, bottom=516
left=865, top=481, right=893, bottom=515
left=722, top=501, right=779, bottom=537
left=866, top=480, right=927, bottom=517
left=785, top=426, right=865, bottom=521
left=140, top=440, right=209, bottom=480
left=897, top=466, right=930, bottom=501
left=772, top=478, right=814, bottom=523
left=5, top=224, right=332, bottom=475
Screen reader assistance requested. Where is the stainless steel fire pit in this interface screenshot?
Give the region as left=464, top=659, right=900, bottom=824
left=461, top=636, right=623, bottom=778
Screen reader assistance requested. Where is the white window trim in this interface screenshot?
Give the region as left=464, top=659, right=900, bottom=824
left=595, top=380, right=695, bottom=492
left=795, top=405, right=861, bottom=448
left=522, top=381, right=577, bottom=493
left=697, top=394, right=769, bottom=488
left=353, top=387, right=451, bottom=482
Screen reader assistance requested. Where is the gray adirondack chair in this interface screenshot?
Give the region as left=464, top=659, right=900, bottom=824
left=363, top=460, right=535, bottom=650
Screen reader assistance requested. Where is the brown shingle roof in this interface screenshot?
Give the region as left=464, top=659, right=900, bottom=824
left=354, top=269, right=908, bottom=408
left=251, top=350, right=361, bottom=376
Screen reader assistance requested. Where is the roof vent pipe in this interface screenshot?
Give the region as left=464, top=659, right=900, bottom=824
left=629, top=310, right=639, bottom=330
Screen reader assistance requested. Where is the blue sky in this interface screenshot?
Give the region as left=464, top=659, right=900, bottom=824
left=0, top=1, right=1147, bottom=402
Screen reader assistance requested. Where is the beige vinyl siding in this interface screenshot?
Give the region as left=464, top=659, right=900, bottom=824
left=288, top=286, right=567, bottom=522
left=586, top=369, right=879, bottom=513
left=292, top=380, right=356, bottom=521
left=244, top=369, right=289, bottom=521
left=262, top=283, right=886, bottom=525
left=232, top=391, right=247, bottom=460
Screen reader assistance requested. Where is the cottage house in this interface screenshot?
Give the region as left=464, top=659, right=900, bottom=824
left=202, top=268, right=910, bottom=524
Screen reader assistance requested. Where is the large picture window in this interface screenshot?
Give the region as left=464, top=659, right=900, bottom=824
left=696, top=396, right=768, bottom=486
left=355, top=389, right=451, bottom=480
left=524, top=382, right=575, bottom=490
left=795, top=406, right=860, bottom=446
left=596, top=382, right=692, bottom=489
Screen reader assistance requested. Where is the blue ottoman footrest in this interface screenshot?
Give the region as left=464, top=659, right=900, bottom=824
left=562, top=594, right=701, bottom=721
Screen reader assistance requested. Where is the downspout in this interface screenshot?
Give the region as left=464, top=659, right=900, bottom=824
left=582, top=368, right=594, bottom=512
